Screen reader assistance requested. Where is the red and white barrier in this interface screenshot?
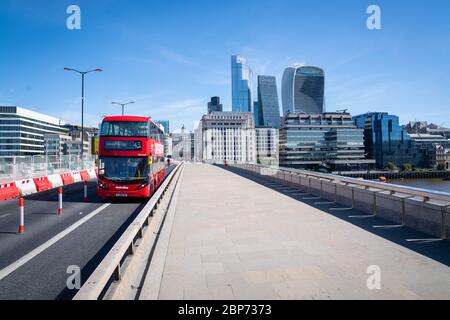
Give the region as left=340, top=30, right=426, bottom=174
left=71, top=171, right=82, bottom=183
left=18, top=197, right=25, bottom=234
left=60, top=173, right=74, bottom=186
left=15, top=179, right=37, bottom=197
left=58, top=187, right=63, bottom=215
left=0, top=167, right=98, bottom=202
left=87, top=168, right=97, bottom=180
left=0, top=182, right=19, bottom=201
left=47, top=174, right=64, bottom=189
left=33, top=177, right=51, bottom=192
left=80, top=170, right=90, bottom=182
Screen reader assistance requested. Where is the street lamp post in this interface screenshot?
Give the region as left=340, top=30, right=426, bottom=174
left=64, top=67, right=102, bottom=155
left=111, top=101, right=135, bottom=116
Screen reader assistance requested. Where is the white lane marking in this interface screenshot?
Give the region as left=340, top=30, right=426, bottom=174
left=0, top=203, right=111, bottom=281
left=0, top=214, right=10, bottom=219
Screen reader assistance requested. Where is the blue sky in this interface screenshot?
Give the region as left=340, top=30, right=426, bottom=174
left=1, top=0, right=450, bottom=131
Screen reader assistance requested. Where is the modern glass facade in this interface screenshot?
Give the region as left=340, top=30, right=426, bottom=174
left=279, top=113, right=374, bottom=171
left=254, top=101, right=260, bottom=128
left=353, top=112, right=424, bottom=169
left=281, top=65, right=325, bottom=116
left=257, top=76, right=280, bottom=128
left=207, top=97, right=223, bottom=114
left=231, top=55, right=253, bottom=113
left=155, top=120, right=170, bottom=134
left=0, top=106, right=68, bottom=156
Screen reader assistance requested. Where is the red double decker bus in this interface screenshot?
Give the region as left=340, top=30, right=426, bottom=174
left=97, top=116, right=166, bottom=198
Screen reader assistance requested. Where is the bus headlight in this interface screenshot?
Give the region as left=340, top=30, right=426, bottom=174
left=137, top=182, right=149, bottom=190
left=98, top=181, right=106, bottom=189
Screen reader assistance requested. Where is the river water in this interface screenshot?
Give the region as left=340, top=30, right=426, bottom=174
left=388, top=179, right=450, bottom=193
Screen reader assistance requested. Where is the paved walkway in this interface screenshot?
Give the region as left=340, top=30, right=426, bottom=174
left=156, top=164, right=450, bottom=300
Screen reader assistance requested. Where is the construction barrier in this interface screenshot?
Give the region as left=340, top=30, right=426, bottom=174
left=87, top=168, right=97, bottom=180
left=0, top=182, right=19, bottom=201
left=71, top=171, right=82, bottom=183
left=47, top=174, right=64, bottom=189
left=33, top=177, right=51, bottom=192
left=15, top=179, right=37, bottom=197
left=0, top=168, right=98, bottom=202
left=60, top=173, right=74, bottom=186
left=80, top=170, right=90, bottom=182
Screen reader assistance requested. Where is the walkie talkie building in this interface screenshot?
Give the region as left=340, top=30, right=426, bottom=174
left=281, top=65, right=325, bottom=116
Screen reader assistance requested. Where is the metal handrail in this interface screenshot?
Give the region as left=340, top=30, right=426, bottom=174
left=73, top=162, right=183, bottom=300
left=236, top=163, right=450, bottom=203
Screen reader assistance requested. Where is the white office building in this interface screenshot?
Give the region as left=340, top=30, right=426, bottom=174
left=163, top=133, right=173, bottom=158
left=0, top=106, right=68, bottom=157
left=256, top=127, right=279, bottom=166
left=44, top=133, right=71, bottom=156
left=197, top=112, right=256, bottom=164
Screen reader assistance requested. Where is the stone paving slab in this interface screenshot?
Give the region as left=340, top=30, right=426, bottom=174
left=157, top=164, right=450, bottom=300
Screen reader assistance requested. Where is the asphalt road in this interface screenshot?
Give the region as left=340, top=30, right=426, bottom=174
left=0, top=165, right=175, bottom=300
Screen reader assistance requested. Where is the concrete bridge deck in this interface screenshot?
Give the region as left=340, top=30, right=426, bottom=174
left=142, top=164, right=450, bottom=300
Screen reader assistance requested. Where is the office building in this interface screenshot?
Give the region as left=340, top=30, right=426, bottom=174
left=155, top=120, right=170, bottom=134
left=256, top=76, right=281, bottom=128
left=281, top=65, right=325, bottom=116
left=63, top=140, right=84, bottom=156
left=353, top=112, right=424, bottom=169
left=163, top=133, right=173, bottom=158
left=44, top=133, right=71, bottom=156
left=280, top=112, right=374, bottom=171
left=63, top=124, right=97, bottom=155
left=0, top=106, right=68, bottom=157
left=231, top=55, right=253, bottom=113
left=409, top=133, right=448, bottom=168
left=256, top=127, right=279, bottom=166
left=197, top=112, right=256, bottom=163
left=435, top=145, right=450, bottom=170
left=207, top=97, right=223, bottom=114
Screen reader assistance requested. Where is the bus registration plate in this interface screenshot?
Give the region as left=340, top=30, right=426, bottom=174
left=115, top=193, right=128, bottom=197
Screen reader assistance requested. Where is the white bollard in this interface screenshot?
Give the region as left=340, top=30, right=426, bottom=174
left=18, top=197, right=25, bottom=234
left=58, top=187, right=63, bottom=215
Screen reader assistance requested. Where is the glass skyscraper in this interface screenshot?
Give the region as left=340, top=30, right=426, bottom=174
left=256, top=75, right=281, bottom=128
left=281, top=65, right=325, bottom=116
left=353, top=112, right=424, bottom=169
left=155, top=120, right=170, bottom=133
left=207, top=96, right=223, bottom=114
left=231, top=55, right=253, bottom=113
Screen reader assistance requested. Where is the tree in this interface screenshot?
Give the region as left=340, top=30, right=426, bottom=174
left=402, top=163, right=413, bottom=172
left=385, top=162, right=398, bottom=171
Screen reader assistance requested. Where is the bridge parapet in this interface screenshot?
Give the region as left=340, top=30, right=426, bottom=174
left=230, top=163, right=450, bottom=241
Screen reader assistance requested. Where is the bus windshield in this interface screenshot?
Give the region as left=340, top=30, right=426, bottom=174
left=99, top=157, right=149, bottom=182
left=100, top=121, right=148, bottom=137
